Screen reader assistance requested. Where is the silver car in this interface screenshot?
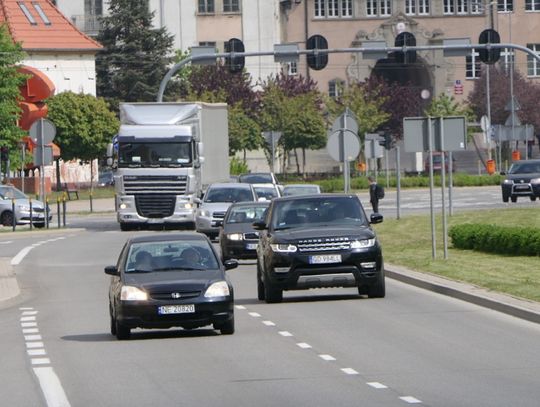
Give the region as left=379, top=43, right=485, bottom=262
left=196, top=183, right=257, bottom=239
left=0, top=185, right=52, bottom=228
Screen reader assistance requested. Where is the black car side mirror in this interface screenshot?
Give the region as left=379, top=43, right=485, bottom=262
left=370, top=213, right=384, bottom=224
left=224, top=259, right=239, bottom=270
left=252, top=220, right=267, bottom=230
left=104, top=265, right=119, bottom=276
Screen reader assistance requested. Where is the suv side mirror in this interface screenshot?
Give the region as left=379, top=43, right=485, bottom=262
left=252, top=220, right=267, bottom=230
left=370, top=213, right=383, bottom=224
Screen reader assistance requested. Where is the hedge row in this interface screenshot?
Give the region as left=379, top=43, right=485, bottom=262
left=449, top=223, right=540, bottom=256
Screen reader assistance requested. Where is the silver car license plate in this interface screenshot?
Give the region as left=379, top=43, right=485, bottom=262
left=309, top=254, right=342, bottom=264
left=158, top=304, right=195, bottom=314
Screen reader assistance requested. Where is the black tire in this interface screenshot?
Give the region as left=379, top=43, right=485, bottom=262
left=1, top=211, right=14, bottom=227
left=216, top=316, right=235, bottom=335
left=368, top=271, right=386, bottom=298
left=511, top=196, right=518, bottom=203
left=502, top=194, right=509, bottom=203
left=110, top=310, right=117, bottom=336
left=530, top=196, right=537, bottom=201
left=257, top=262, right=265, bottom=301
left=119, top=223, right=133, bottom=231
left=33, top=222, right=45, bottom=229
left=264, top=279, right=283, bottom=303
left=115, top=319, right=131, bottom=340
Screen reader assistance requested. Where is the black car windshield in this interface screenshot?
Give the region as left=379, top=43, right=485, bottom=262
left=125, top=240, right=218, bottom=272
left=272, top=196, right=366, bottom=229
left=118, top=141, right=192, bottom=168
left=205, top=187, right=253, bottom=203
left=0, top=186, right=27, bottom=200
left=226, top=205, right=268, bottom=224
left=239, top=174, right=273, bottom=183
left=509, top=163, right=540, bottom=174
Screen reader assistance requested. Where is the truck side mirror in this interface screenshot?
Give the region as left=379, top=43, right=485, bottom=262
left=197, top=142, right=204, bottom=157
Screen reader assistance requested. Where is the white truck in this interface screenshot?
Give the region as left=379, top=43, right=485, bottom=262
left=107, top=102, right=229, bottom=231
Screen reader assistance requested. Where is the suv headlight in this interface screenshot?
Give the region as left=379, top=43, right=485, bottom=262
left=270, top=243, right=297, bottom=253
left=503, top=179, right=513, bottom=184
left=199, top=209, right=211, bottom=217
left=531, top=178, right=540, bottom=184
left=351, top=238, right=376, bottom=249
left=120, top=286, right=148, bottom=301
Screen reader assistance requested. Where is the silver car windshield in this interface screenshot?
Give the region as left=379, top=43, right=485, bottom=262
left=0, top=186, right=27, bottom=200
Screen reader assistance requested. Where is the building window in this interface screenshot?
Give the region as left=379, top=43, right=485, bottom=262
left=329, top=79, right=345, bottom=98
left=18, top=2, right=37, bottom=25
left=443, top=0, right=454, bottom=13
left=199, top=41, right=216, bottom=48
left=497, top=0, right=513, bottom=12
left=223, top=0, right=240, bottom=13
left=499, top=48, right=514, bottom=73
left=525, top=0, right=540, bottom=10
left=405, top=0, right=429, bottom=15
left=315, top=0, right=352, bottom=18
left=466, top=49, right=481, bottom=79
left=456, top=0, right=468, bottom=14
left=527, top=44, right=540, bottom=77
left=367, top=0, right=392, bottom=16
left=198, top=0, right=215, bottom=14
left=288, top=62, right=298, bottom=76
left=84, top=0, right=102, bottom=15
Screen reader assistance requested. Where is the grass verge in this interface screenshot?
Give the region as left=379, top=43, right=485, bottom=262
left=374, top=207, right=540, bottom=302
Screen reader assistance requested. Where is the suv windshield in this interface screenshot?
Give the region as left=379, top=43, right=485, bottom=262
left=239, top=174, right=274, bottom=184
left=509, top=163, right=540, bottom=174
left=205, top=187, right=253, bottom=203
left=272, top=196, right=366, bottom=229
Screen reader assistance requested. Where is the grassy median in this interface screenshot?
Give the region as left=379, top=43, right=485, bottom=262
left=374, top=207, right=540, bottom=302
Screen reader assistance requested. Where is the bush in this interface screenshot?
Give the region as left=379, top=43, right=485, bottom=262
left=449, top=223, right=540, bottom=256
left=230, top=157, right=249, bottom=175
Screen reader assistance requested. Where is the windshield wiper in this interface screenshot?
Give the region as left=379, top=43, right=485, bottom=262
left=126, top=269, right=152, bottom=273
left=274, top=226, right=293, bottom=231
left=154, top=266, right=206, bottom=271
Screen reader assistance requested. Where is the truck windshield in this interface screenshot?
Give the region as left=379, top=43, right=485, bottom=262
left=118, top=142, right=192, bottom=168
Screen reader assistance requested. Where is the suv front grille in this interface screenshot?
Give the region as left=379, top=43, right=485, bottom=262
left=213, top=211, right=226, bottom=220
left=297, top=237, right=351, bottom=252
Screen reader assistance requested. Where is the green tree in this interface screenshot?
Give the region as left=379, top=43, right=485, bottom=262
left=259, top=75, right=326, bottom=174
left=0, top=24, right=26, bottom=171
left=96, top=0, right=176, bottom=105
left=47, top=92, right=119, bottom=162
left=228, top=103, right=262, bottom=158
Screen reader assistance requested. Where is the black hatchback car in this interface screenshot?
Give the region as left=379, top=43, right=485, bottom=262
left=105, top=233, right=237, bottom=340
left=219, top=201, right=269, bottom=261
left=500, top=159, right=540, bottom=202
left=255, top=194, right=384, bottom=303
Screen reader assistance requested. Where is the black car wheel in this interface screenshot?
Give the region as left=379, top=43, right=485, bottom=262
left=511, top=196, right=518, bottom=203
left=502, top=193, right=509, bottom=203
left=367, top=271, right=386, bottom=299
left=120, top=223, right=133, bottom=231
left=115, top=319, right=131, bottom=340
left=110, top=309, right=117, bottom=336
left=530, top=196, right=537, bottom=201
left=257, top=262, right=265, bottom=301
left=264, top=279, right=283, bottom=303
left=215, top=316, right=235, bottom=335
left=33, top=222, right=45, bottom=229
left=1, top=211, right=14, bottom=227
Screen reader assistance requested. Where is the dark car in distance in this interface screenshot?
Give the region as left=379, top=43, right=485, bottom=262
left=219, top=201, right=270, bottom=261
left=424, top=152, right=456, bottom=173
left=255, top=194, right=385, bottom=303
left=238, top=172, right=279, bottom=185
left=500, top=159, right=540, bottom=202
left=105, top=233, right=237, bottom=340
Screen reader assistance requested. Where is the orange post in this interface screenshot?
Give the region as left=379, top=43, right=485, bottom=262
left=512, top=150, right=521, bottom=161
left=486, top=159, right=496, bottom=175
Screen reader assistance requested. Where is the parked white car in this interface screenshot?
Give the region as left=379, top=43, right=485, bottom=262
left=0, top=185, right=52, bottom=228
left=252, top=183, right=281, bottom=201
left=282, top=184, right=322, bottom=196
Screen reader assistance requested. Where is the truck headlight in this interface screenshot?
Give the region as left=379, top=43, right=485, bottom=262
left=120, top=286, right=148, bottom=301
left=119, top=202, right=128, bottom=209
left=227, top=233, right=243, bottom=241
left=178, top=202, right=194, bottom=209
left=351, top=238, right=376, bottom=249
left=270, top=243, right=297, bottom=253
left=204, top=281, right=230, bottom=298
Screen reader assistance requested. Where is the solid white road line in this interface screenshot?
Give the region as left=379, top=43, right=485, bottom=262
left=318, top=354, right=336, bottom=361
left=33, top=367, right=71, bottom=407
left=367, top=382, right=388, bottom=389
left=11, top=246, right=34, bottom=265
left=400, top=396, right=422, bottom=404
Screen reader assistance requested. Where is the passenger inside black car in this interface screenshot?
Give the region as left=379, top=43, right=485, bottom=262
left=134, top=250, right=153, bottom=271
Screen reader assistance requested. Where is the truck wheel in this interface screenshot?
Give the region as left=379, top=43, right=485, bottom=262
left=264, top=280, right=283, bottom=303
left=257, top=262, right=265, bottom=301
left=511, top=196, right=517, bottom=203
left=1, top=211, right=14, bottom=227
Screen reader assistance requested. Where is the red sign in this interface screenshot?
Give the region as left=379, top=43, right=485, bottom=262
left=454, top=80, right=463, bottom=95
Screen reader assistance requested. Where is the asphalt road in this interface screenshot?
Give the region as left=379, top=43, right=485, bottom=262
left=2, top=229, right=540, bottom=406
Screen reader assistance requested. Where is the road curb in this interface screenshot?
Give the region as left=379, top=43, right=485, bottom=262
left=386, top=263, right=540, bottom=324
left=0, top=258, right=20, bottom=302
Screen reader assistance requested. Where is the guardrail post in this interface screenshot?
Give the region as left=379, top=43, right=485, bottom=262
left=57, top=197, right=61, bottom=228
left=62, top=196, right=67, bottom=227
left=11, top=198, right=16, bottom=231
left=29, top=198, right=33, bottom=231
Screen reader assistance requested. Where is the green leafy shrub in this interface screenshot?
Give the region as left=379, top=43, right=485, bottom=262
left=449, top=223, right=540, bottom=256
left=229, top=157, right=249, bottom=175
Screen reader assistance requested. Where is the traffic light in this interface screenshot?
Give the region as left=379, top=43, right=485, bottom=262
left=394, top=32, right=416, bottom=64
left=306, top=34, right=328, bottom=70
left=478, top=29, right=501, bottom=64
left=225, top=38, right=245, bottom=73
left=378, top=133, right=393, bottom=150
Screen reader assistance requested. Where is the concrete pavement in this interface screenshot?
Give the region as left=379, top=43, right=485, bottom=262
left=1, top=197, right=540, bottom=324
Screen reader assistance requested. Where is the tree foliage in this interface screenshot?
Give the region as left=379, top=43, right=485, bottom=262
left=96, top=0, right=176, bottom=105
left=47, top=92, right=119, bottom=162
left=0, top=24, right=26, bottom=169
left=228, top=103, right=262, bottom=156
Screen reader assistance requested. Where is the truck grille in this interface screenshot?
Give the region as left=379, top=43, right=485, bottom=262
left=123, top=175, right=187, bottom=195
left=135, top=195, right=175, bottom=218
left=297, top=237, right=351, bottom=252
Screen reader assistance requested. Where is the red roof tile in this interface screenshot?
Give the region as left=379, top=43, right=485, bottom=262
left=0, top=0, right=102, bottom=51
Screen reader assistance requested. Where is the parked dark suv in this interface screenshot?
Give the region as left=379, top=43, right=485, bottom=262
left=500, top=159, right=540, bottom=202
left=254, top=194, right=385, bottom=303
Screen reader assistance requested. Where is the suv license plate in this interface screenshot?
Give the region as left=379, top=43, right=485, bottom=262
left=158, top=304, right=195, bottom=315
left=309, top=254, right=342, bottom=264
left=246, top=243, right=258, bottom=250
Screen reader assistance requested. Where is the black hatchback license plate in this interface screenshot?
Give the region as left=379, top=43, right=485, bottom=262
left=158, top=304, right=195, bottom=314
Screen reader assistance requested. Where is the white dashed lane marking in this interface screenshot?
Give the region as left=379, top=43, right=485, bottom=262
left=367, top=382, right=388, bottom=389
left=248, top=312, right=261, bottom=318
left=341, top=368, right=359, bottom=375
left=278, top=331, right=293, bottom=337
left=296, top=342, right=312, bottom=349
left=400, top=396, right=422, bottom=404
left=319, top=354, right=336, bottom=361
left=262, top=320, right=276, bottom=326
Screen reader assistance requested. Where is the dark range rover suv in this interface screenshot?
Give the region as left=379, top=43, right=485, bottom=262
left=254, top=194, right=384, bottom=303
left=500, top=159, right=540, bottom=202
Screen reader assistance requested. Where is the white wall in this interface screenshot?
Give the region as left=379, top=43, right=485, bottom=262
left=149, top=0, right=197, bottom=51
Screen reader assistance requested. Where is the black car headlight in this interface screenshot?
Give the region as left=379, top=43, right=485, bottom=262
left=121, top=286, right=148, bottom=301
left=204, top=281, right=230, bottom=298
